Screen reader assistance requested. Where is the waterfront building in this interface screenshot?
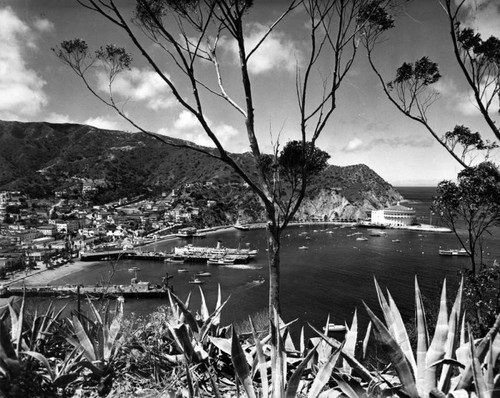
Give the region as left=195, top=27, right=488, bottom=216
left=371, top=203, right=416, bottom=226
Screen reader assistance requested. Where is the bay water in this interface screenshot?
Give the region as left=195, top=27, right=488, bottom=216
left=52, top=187, right=500, bottom=333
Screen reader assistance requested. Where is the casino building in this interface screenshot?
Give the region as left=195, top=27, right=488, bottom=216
left=370, top=203, right=417, bottom=226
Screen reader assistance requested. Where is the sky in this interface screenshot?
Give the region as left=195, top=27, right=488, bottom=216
left=1, top=0, right=499, bottom=186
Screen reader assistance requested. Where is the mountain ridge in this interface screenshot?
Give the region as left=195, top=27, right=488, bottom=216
left=0, top=120, right=402, bottom=220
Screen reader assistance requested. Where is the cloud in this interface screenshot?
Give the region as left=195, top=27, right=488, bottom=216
left=83, top=116, right=121, bottom=131
left=458, top=0, right=500, bottom=38
left=0, top=7, right=48, bottom=119
left=343, top=136, right=433, bottom=153
left=96, top=67, right=176, bottom=111
left=159, top=110, right=241, bottom=150
left=220, top=23, right=302, bottom=74
left=434, top=77, right=492, bottom=116
left=33, top=18, right=54, bottom=33
left=45, top=113, right=74, bottom=124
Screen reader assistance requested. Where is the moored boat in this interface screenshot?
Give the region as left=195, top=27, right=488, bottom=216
left=196, top=271, right=212, bottom=277
left=188, top=277, right=205, bottom=284
left=439, top=248, right=468, bottom=256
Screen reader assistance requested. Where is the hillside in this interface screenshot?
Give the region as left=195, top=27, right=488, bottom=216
left=0, top=120, right=402, bottom=219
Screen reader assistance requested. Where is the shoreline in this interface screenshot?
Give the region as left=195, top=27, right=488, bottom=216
left=2, top=260, right=101, bottom=287
left=3, top=221, right=449, bottom=288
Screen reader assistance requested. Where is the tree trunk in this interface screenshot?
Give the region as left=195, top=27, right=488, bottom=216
left=267, top=225, right=281, bottom=318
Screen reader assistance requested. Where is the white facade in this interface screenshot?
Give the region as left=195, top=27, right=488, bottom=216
left=371, top=203, right=416, bottom=226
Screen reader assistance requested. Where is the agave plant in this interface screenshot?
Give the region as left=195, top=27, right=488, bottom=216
left=362, top=276, right=500, bottom=398
left=63, top=297, right=124, bottom=396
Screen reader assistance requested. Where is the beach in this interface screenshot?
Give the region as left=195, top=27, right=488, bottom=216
left=2, top=260, right=101, bottom=287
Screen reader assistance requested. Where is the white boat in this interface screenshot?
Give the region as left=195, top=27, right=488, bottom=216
left=356, top=236, right=368, bottom=241
left=207, top=258, right=226, bottom=265
left=323, top=323, right=347, bottom=333
left=188, top=277, right=205, bottom=284
left=234, top=221, right=250, bottom=231
left=298, top=246, right=309, bottom=250
left=196, top=271, right=212, bottom=277
left=392, top=239, right=401, bottom=243
left=165, top=257, right=185, bottom=263
left=439, top=248, right=468, bottom=256
left=178, top=268, right=189, bottom=273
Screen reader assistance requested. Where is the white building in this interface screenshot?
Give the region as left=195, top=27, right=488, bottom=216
left=371, top=203, right=416, bottom=226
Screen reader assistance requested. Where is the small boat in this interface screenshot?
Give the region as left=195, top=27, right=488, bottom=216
left=356, top=236, right=368, bottom=241
left=165, top=257, right=185, bottom=263
left=188, top=277, right=205, bottom=284
left=392, top=239, right=401, bottom=243
left=298, top=246, right=309, bottom=250
left=128, top=267, right=141, bottom=272
left=207, top=257, right=225, bottom=265
left=439, top=248, right=468, bottom=256
left=323, top=323, right=347, bottom=333
left=178, top=268, right=189, bottom=273
left=234, top=221, right=250, bottom=231
left=196, top=271, right=212, bottom=277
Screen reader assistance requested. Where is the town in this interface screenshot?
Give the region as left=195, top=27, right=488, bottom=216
left=0, top=181, right=248, bottom=278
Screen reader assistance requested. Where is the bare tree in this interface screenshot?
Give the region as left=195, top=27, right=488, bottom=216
left=361, top=0, right=499, bottom=168
left=54, top=0, right=394, bottom=317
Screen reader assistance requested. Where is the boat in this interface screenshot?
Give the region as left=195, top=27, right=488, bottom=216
left=298, top=246, right=309, bottom=250
left=188, top=277, right=205, bottom=284
left=323, top=323, right=347, bottom=333
left=356, top=236, right=368, bottom=241
left=392, top=239, right=401, bottom=243
left=439, top=248, right=468, bottom=256
left=234, top=221, right=250, bottom=231
left=128, top=267, right=141, bottom=272
left=196, top=271, right=212, bottom=277
left=207, top=257, right=226, bottom=265
left=176, top=227, right=197, bottom=238
left=178, top=268, right=189, bottom=273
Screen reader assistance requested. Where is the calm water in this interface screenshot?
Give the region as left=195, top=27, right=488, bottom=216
left=51, top=187, right=500, bottom=333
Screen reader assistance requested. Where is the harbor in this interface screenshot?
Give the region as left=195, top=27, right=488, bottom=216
left=80, top=241, right=259, bottom=265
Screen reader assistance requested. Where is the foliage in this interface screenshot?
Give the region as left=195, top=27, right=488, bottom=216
left=362, top=277, right=500, bottom=398
left=462, top=261, right=500, bottom=338
left=432, top=162, right=500, bottom=273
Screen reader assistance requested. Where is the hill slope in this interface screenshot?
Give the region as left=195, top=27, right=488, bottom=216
left=0, top=120, right=402, bottom=218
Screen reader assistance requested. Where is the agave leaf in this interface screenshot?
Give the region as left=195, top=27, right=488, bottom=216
left=424, top=280, right=449, bottom=397
left=387, top=289, right=417, bottom=373
left=250, top=316, right=269, bottom=398
left=8, top=295, right=25, bottom=356
left=300, top=326, right=306, bottom=356
left=415, top=277, right=429, bottom=396
left=209, top=336, right=232, bottom=356
left=331, top=371, right=367, bottom=398
left=104, top=311, right=122, bottom=361
left=198, top=286, right=210, bottom=322
left=469, top=330, right=489, bottom=398
left=362, top=321, right=372, bottom=359
left=168, top=290, right=199, bottom=333
left=212, top=284, right=222, bottom=326
left=174, top=324, right=196, bottom=363
left=308, top=323, right=375, bottom=385
left=343, top=309, right=357, bottom=374
left=22, top=350, right=55, bottom=381
left=491, top=333, right=500, bottom=372
left=438, top=279, right=463, bottom=393
left=456, top=312, right=500, bottom=390
left=70, top=315, right=97, bottom=363
left=285, top=343, right=318, bottom=398
left=231, top=327, right=256, bottom=398
left=363, top=302, right=419, bottom=398
left=307, top=345, right=342, bottom=398
left=199, top=295, right=231, bottom=342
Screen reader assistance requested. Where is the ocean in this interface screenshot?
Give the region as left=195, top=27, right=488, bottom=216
left=51, top=187, right=500, bottom=333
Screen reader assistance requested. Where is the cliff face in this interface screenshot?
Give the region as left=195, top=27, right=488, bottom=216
left=296, top=186, right=402, bottom=221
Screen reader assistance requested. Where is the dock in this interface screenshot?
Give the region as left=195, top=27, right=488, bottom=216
left=0, top=278, right=172, bottom=299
